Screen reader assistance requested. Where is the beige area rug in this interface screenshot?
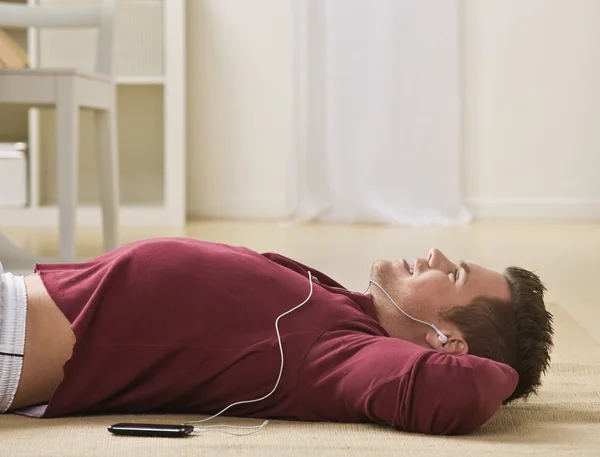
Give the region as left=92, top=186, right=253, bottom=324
left=1, top=303, right=599, bottom=457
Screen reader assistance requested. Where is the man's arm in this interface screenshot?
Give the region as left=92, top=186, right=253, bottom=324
left=299, top=333, right=518, bottom=435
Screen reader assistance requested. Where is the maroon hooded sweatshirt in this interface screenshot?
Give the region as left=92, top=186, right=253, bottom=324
left=19, top=238, right=517, bottom=435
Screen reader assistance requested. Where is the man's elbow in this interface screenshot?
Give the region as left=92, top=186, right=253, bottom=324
left=404, top=388, right=499, bottom=435
left=442, top=392, right=499, bottom=435
left=403, top=364, right=515, bottom=435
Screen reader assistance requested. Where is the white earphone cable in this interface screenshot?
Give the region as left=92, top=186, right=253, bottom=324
left=193, top=420, right=269, bottom=436
left=366, top=280, right=448, bottom=344
left=185, top=271, right=315, bottom=435
left=183, top=272, right=446, bottom=436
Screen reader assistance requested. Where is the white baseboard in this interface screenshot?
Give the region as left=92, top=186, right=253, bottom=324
left=193, top=196, right=600, bottom=221
left=189, top=195, right=287, bottom=220
left=7, top=198, right=595, bottom=226
left=0, top=206, right=184, bottom=228
left=467, top=197, right=600, bottom=220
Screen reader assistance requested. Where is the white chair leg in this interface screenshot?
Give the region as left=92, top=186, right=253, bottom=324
left=56, top=76, right=79, bottom=262
left=95, top=91, right=119, bottom=252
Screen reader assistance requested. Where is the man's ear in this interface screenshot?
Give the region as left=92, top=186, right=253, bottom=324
left=441, top=336, right=469, bottom=355
left=425, top=330, right=469, bottom=355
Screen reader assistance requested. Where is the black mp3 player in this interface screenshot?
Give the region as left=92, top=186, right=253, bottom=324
left=108, top=423, right=195, bottom=438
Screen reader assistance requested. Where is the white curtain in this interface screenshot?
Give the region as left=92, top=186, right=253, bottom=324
left=287, top=0, right=471, bottom=225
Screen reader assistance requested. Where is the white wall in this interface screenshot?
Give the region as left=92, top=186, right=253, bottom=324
left=463, top=0, right=600, bottom=219
left=186, top=0, right=292, bottom=219
left=186, top=0, right=600, bottom=220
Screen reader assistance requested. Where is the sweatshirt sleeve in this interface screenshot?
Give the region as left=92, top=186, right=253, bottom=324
left=300, top=334, right=518, bottom=435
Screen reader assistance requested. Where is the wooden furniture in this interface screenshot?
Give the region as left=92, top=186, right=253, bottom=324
left=0, top=0, right=186, bottom=270
left=0, top=0, right=119, bottom=263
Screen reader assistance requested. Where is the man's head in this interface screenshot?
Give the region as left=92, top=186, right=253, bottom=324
left=369, top=248, right=553, bottom=403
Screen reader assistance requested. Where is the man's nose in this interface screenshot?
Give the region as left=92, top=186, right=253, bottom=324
left=428, top=248, right=455, bottom=270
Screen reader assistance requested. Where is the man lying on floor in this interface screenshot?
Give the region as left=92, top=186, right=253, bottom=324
left=0, top=238, right=553, bottom=435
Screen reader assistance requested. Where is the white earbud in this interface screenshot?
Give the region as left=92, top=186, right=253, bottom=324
left=367, top=280, right=448, bottom=345
left=435, top=329, right=449, bottom=345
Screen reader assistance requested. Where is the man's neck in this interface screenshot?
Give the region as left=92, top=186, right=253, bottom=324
left=371, top=294, right=432, bottom=347
left=371, top=295, right=404, bottom=338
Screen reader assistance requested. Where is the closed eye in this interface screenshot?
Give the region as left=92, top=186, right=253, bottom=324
left=457, top=260, right=470, bottom=285
left=452, top=268, right=459, bottom=281
left=449, top=268, right=459, bottom=282
left=451, top=261, right=470, bottom=285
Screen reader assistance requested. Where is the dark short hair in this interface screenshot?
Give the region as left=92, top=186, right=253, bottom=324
left=440, top=267, right=554, bottom=403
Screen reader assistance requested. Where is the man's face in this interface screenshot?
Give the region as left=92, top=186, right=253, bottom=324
left=369, top=249, right=511, bottom=348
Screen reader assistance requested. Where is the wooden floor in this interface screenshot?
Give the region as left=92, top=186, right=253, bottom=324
left=3, top=219, right=600, bottom=344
